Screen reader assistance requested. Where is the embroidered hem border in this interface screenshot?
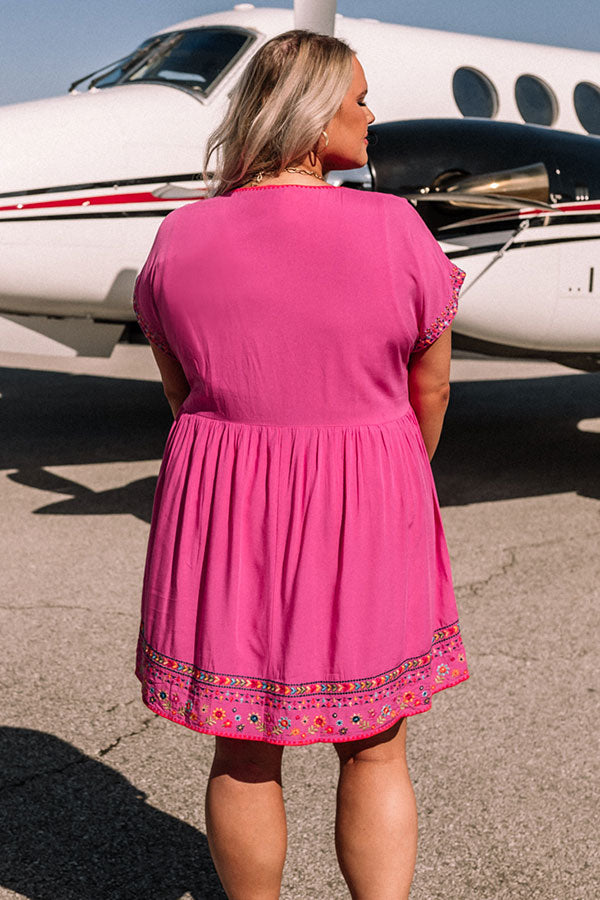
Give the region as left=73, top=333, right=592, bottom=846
left=413, top=263, right=466, bottom=353
left=135, top=622, right=470, bottom=745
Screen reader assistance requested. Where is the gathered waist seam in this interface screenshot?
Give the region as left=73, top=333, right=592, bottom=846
left=176, top=408, right=415, bottom=431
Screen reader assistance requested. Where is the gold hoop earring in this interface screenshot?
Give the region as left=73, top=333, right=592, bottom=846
left=308, top=147, right=317, bottom=166
left=321, top=130, right=329, bottom=147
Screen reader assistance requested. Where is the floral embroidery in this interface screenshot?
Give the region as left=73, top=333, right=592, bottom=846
left=413, top=263, right=466, bottom=353
left=135, top=621, right=469, bottom=746
left=132, top=294, right=176, bottom=358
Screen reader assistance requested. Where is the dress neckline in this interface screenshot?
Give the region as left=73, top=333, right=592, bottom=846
left=229, top=184, right=338, bottom=194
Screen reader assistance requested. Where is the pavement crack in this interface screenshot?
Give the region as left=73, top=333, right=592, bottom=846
left=105, top=699, right=135, bottom=714
left=98, top=736, right=122, bottom=757
left=0, top=604, right=135, bottom=617
left=455, top=528, right=600, bottom=599
left=455, top=548, right=517, bottom=597
left=97, top=716, right=156, bottom=758
left=506, top=530, right=600, bottom=552
left=1, top=756, right=91, bottom=793
left=2, top=718, right=157, bottom=792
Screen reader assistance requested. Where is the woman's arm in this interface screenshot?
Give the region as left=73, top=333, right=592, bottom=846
left=407, top=327, right=452, bottom=461
left=149, top=344, right=191, bottom=418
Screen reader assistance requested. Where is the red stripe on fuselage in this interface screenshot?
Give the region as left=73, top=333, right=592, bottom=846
left=0, top=191, right=191, bottom=213
left=3, top=193, right=600, bottom=217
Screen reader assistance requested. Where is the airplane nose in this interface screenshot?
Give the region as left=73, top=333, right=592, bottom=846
left=0, top=84, right=212, bottom=322
left=1, top=84, right=206, bottom=195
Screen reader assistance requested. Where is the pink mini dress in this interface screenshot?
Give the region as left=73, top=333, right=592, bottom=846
left=133, top=183, right=469, bottom=745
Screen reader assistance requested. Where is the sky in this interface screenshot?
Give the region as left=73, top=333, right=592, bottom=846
left=1, top=0, right=599, bottom=106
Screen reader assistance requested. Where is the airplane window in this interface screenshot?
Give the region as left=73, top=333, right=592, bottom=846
left=452, top=67, right=499, bottom=118
left=92, top=27, right=254, bottom=96
left=88, top=37, right=162, bottom=89
left=574, top=82, right=600, bottom=135
left=514, top=74, right=558, bottom=126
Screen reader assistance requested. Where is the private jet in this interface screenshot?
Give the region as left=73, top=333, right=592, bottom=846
left=1, top=0, right=599, bottom=369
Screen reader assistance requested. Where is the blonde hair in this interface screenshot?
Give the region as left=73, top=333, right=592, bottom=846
left=202, top=29, right=355, bottom=197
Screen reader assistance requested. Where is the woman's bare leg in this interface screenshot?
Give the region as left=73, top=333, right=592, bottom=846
left=333, top=718, right=418, bottom=900
left=205, top=736, right=287, bottom=900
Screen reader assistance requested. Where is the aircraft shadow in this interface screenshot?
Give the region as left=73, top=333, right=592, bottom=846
left=433, top=371, right=599, bottom=505
left=0, top=367, right=171, bottom=522
left=8, top=467, right=158, bottom=522
left=0, top=727, right=226, bottom=900
left=0, top=366, right=598, bottom=518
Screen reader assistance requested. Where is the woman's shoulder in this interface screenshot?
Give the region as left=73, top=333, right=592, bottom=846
left=333, top=187, right=418, bottom=225
left=159, top=186, right=414, bottom=230
left=337, top=186, right=410, bottom=203
left=162, top=196, right=217, bottom=227
left=331, top=186, right=412, bottom=209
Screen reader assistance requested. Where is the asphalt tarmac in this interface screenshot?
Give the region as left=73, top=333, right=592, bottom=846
left=0, top=345, right=598, bottom=900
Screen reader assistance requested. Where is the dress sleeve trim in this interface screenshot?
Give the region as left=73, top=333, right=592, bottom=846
left=412, top=263, right=466, bottom=353
left=133, top=294, right=177, bottom=358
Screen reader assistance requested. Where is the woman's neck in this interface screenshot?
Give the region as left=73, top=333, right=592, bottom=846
left=240, top=158, right=329, bottom=188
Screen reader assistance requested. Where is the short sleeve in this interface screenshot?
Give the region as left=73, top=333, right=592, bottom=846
left=401, top=199, right=466, bottom=353
left=132, top=217, right=177, bottom=358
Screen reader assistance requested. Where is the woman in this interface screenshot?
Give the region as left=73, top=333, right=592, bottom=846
left=133, top=29, right=469, bottom=900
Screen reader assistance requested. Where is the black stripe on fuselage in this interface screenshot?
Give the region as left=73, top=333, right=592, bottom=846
left=447, top=233, right=600, bottom=259
left=0, top=173, right=207, bottom=201
left=0, top=210, right=172, bottom=223
left=438, top=211, right=600, bottom=240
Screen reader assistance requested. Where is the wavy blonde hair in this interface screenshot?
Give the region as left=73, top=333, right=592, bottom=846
left=202, top=29, right=355, bottom=197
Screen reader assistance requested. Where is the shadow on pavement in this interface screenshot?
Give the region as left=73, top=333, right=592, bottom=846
left=0, top=368, right=172, bottom=468
left=8, top=467, right=158, bottom=523
left=0, top=366, right=598, bottom=516
left=0, top=727, right=226, bottom=900
left=433, top=371, right=599, bottom=505
left=0, top=368, right=171, bottom=522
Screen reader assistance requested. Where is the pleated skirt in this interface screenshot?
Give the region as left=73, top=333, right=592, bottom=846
left=136, top=405, right=469, bottom=744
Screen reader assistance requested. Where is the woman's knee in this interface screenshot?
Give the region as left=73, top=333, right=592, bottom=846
left=333, top=717, right=407, bottom=766
left=211, top=736, right=285, bottom=782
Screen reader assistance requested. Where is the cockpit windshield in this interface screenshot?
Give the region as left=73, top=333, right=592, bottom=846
left=90, top=27, right=255, bottom=96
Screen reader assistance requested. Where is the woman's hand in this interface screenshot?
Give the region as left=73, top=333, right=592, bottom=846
left=149, top=344, right=191, bottom=418
left=407, top=327, right=452, bottom=461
